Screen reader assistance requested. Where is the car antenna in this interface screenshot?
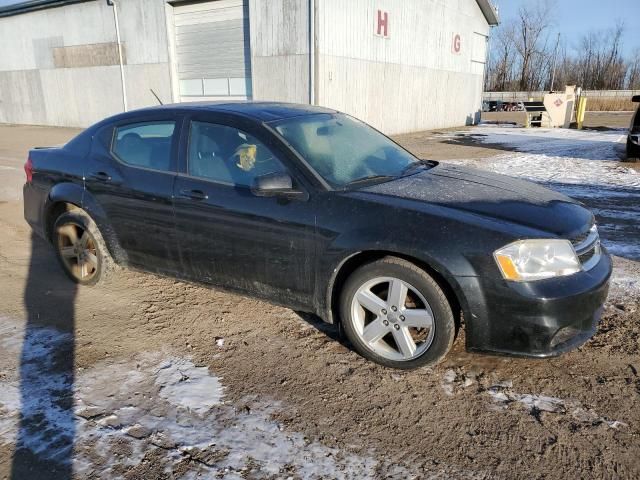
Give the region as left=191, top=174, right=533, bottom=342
left=150, top=88, right=163, bottom=105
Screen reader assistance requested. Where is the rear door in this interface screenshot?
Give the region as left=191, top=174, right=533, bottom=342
left=85, top=115, right=183, bottom=274
left=172, top=114, right=317, bottom=307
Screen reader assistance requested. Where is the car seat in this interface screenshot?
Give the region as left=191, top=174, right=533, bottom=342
left=116, top=132, right=152, bottom=168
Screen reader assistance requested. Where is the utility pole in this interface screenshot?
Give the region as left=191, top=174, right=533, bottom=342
left=549, top=32, right=561, bottom=92
left=107, top=0, right=128, bottom=112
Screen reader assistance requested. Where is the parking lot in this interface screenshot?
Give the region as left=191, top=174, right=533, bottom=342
left=1, top=115, right=639, bottom=479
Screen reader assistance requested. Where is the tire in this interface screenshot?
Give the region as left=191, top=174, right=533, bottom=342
left=53, top=209, right=115, bottom=286
left=340, top=256, right=456, bottom=369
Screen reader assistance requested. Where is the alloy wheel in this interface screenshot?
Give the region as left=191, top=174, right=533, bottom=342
left=56, top=223, right=99, bottom=281
left=350, top=276, right=435, bottom=361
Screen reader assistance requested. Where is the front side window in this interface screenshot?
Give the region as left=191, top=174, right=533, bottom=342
left=188, top=121, right=287, bottom=187
left=112, top=121, right=176, bottom=171
left=273, top=113, right=419, bottom=189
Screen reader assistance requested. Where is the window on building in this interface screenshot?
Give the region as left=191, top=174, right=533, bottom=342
left=112, top=121, right=176, bottom=171
left=188, top=121, right=287, bottom=187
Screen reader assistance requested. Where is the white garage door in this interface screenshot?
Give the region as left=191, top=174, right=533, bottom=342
left=173, top=0, right=252, bottom=102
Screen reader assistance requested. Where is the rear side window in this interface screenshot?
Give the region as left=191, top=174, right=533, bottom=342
left=111, top=121, right=176, bottom=171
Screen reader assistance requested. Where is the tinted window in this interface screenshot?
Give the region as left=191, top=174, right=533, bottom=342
left=188, top=121, right=287, bottom=187
left=112, top=121, right=176, bottom=171
left=273, top=113, right=418, bottom=189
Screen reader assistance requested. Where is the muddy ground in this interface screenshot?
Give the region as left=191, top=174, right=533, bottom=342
left=0, top=121, right=639, bottom=480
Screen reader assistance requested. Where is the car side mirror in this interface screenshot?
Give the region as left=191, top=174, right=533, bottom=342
left=633, top=95, right=640, bottom=103
left=251, top=172, right=307, bottom=200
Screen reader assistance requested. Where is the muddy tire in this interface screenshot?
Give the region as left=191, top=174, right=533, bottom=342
left=53, top=210, right=115, bottom=286
left=340, top=257, right=456, bottom=369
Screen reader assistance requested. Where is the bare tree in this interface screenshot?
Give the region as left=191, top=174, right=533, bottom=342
left=627, top=48, right=640, bottom=89
left=574, top=23, right=627, bottom=89
left=487, top=23, right=517, bottom=91
left=513, top=2, right=553, bottom=91
left=486, top=12, right=639, bottom=92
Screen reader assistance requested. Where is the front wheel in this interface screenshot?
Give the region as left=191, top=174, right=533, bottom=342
left=340, top=257, right=456, bottom=369
left=53, top=210, right=114, bottom=286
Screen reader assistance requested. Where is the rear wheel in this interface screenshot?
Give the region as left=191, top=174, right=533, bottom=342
left=340, top=257, right=456, bottom=369
left=53, top=210, right=114, bottom=285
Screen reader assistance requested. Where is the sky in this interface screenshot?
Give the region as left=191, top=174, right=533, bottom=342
left=493, top=0, right=640, bottom=57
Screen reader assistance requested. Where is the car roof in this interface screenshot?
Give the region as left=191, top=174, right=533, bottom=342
left=115, top=101, right=338, bottom=123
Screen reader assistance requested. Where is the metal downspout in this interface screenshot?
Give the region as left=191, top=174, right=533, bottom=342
left=108, top=0, right=128, bottom=112
left=309, top=0, right=315, bottom=105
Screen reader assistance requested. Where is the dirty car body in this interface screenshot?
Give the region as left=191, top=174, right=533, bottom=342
left=23, top=102, right=612, bottom=363
left=627, top=95, right=640, bottom=159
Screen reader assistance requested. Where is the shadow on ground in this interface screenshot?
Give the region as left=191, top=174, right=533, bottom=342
left=10, top=233, right=77, bottom=479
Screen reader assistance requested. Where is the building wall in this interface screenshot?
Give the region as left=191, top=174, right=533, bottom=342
left=248, top=0, right=310, bottom=104
left=316, top=0, right=490, bottom=134
left=0, top=0, right=491, bottom=133
left=0, top=0, right=173, bottom=127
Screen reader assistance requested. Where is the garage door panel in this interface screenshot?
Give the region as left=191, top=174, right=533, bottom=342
left=177, top=50, right=248, bottom=67
left=177, top=39, right=248, bottom=56
left=173, top=0, right=251, bottom=101
left=174, top=9, right=245, bottom=26
left=175, top=19, right=248, bottom=38
left=179, top=67, right=249, bottom=80
left=172, top=0, right=244, bottom=16
left=176, top=26, right=249, bottom=49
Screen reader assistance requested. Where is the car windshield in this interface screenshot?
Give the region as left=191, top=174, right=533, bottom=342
left=272, top=113, right=422, bottom=189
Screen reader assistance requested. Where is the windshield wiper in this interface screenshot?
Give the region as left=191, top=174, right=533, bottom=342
left=342, top=174, right=396, bottom=189
left=401, top=160, right=434, bottom=176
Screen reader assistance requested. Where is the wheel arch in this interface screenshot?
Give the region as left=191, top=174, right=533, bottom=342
left=45, top=186, right=128, bottom=265
left=325, top=250, right=467, bottom=330
left=44, top=201, right=80, bottom=241
left=44, top=182, right=84, bottom=241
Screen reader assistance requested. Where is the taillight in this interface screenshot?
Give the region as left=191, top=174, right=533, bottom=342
left=24, top=157, right=33, bottom=183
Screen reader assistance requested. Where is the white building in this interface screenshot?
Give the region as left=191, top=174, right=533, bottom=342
left=0, top=0, right=498, bottom=134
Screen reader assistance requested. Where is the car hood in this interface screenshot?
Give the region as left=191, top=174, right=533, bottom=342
left=361, top=164, right=593, bottom=237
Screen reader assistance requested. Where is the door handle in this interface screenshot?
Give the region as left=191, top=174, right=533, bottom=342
left=88, top=171, right=112, bottom=182
left=178, top=188, right=208, bottom=200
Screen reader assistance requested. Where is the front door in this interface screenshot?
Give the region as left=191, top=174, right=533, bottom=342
left=172, top=117, right=317, bottom=307
left=84, top=116, right=182, bottom=274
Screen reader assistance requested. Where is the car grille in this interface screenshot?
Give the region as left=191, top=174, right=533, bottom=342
left=571, top=225, right=601, bottom=271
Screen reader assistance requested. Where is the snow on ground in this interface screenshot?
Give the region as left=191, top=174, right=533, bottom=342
left=0, top=316, right=397, bottom=479
left=486, top=386, right=627, bottom=429
left=609, top=259, right=640, bottom=300
left=440, top=367, right=628, bottom=429
left=444, top=126, right=640, bottom=260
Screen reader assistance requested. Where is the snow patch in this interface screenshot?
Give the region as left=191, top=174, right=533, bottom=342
left=0, top=316, right=396, bottom=479
left=154, top=358, right=224, bottom=414
left=0, top=320, right=75, bottom=463
left=464, top=126, right=628, bottom=162
left=487, top=384, right=628, bottom=429
left=609, top=263, right=640, bottom=299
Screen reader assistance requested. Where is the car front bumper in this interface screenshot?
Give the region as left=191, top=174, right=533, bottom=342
left=457, top=248, right=612, bottom=357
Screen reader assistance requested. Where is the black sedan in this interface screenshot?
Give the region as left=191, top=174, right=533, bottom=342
left=23, top=102, right=611, bottom=369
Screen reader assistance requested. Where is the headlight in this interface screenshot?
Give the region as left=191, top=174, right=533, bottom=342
left=494, top=239, right=581, bottom=282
